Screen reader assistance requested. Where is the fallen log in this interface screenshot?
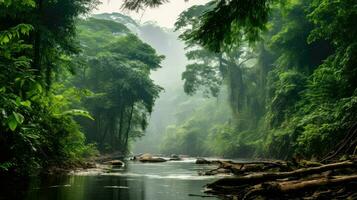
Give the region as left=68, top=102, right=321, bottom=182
left=242, top=175, right=357, bottom=200
left=216, top=160, right=287, bottom=166
left=199, top=160, right=290, bottom=176
left=278, top=175, right=357, bottom=192
left=207, top=161, right=355, bottom=188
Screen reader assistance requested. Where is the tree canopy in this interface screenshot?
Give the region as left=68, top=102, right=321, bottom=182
left=160, top=0, right=357, bottom=160
left=0, top=1, right=163, bottom=175
left=73, top=17, right=163, bottom=153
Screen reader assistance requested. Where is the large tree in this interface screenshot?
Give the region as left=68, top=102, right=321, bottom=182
left=0, top=0, right=98, bottom=175
left=74, top=18, right=163, bottom=153
left=130, top=0, right=357, bottom=159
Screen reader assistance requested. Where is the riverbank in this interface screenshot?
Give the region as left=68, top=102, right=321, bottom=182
left=42, top=152, right=126, bottom=175
left=200, top=157, right=357, bottom=199
left=19, top=153, right=357, bottom=200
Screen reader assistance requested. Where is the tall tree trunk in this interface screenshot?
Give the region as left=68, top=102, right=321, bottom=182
left=100, top=119, right=109, bottom=147
left=109, top=117, right=116, bottom=151
left=124, top=103, right=134, bottom=153
left=228, top=61, right=244, bottom=114
left=118, top=103, right=125, bottom=151
left=95, top=111, right=101, bottom=142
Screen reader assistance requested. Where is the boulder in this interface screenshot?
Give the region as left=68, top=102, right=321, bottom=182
left=169, top=154, right=182, bottom=161
left=138, top=153, right=166, bottom=163
left=139, top=153, right=153, bottom=160
left=196, top=158, right=211, bottom=164
left=105, top=160, right=125, bottom=167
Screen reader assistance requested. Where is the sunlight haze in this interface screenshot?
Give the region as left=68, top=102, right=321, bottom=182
left=94, top=0, right=210, bottom=28
left=2, top=1, right=356, bottom=199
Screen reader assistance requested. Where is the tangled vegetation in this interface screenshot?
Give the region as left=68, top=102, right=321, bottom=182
left=1, top=0, right=356, bottom=178
left=156, top=0, right=357, bottom=160
left=0, top=0, right=162, bottom=176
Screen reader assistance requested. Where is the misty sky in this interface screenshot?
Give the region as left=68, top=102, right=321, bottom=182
left=94, top=0, right=209, bottom=28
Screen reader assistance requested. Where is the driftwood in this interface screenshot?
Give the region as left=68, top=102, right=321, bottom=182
left=198, top=159, right=290, bottom=176
left=243, top=175, right=357, bottom=200
left=274, top=175, right=357, bottom=192
left=208, top=161, right=355, bottom=187
left=204, top=159, right=357, bottom=199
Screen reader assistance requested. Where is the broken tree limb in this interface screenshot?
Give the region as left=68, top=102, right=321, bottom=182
left=242, top=175, right=357, bottom=200
left=217, top=160, right=289, bottom=173
left=198, top=159, right=291, bottom=176
left=207, top=161, right=355, bottom=188
left=278, top=175, right=357, bottom=192
left=215, top=160, right=287, bottom=166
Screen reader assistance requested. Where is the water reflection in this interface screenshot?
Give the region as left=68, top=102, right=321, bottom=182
left=1, top=160, right=220, bottom=200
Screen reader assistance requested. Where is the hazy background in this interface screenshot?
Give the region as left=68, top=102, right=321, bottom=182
left=95, top=0, right=209, bottom=28
left=92, top=0, right=210, bottom=154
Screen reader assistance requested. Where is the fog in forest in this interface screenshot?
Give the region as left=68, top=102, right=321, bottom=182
left=92, top=1, right=214, bottom=155
left=1, top=1, right=356, bottom=199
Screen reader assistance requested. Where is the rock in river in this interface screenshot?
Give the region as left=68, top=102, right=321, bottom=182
left=169, top=154, right=182, bottom=161
left=138, top=153, right=167, bottom=163
left=104, top=160, right=125, bottom=167
left=196, top=158, right=211, bottom=164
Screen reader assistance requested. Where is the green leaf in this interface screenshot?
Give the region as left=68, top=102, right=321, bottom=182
left=20, top=100, right=31, bottom=108
left=12, top=112, right=24, bottom=124
left=1, top=35, right=9, bottom=44
left=61, top=109, right=95, bottom=120
left=8, top=116, right=18, bottom=131
left=0, top=162, right=13, bottom=171
left=36, top=83, right=43, bottom=93
left=15, top=97, right=21, bottom=106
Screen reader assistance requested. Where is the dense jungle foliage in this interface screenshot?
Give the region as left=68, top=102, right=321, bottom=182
left=0, top=0, right=162, bottom=175
left=0, top=0, right=100, bottom=176
left=157, top=0, right=357, bottom=159
left=1, top=0, right=356, bottom=177
left=73, top=17, right=163, bottom=153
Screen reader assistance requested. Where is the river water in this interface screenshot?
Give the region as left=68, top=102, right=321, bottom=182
left=1, top=159, right=223, bottom=200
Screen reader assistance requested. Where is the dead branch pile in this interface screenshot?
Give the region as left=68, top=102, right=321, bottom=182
left=204, top=159, right=357, bottom=199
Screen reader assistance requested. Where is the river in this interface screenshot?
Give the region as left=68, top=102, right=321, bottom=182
left=1, top=158, right=223, bottom=200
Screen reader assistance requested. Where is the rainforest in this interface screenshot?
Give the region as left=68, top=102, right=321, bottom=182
left=0, top=0, right=356, bottom=199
